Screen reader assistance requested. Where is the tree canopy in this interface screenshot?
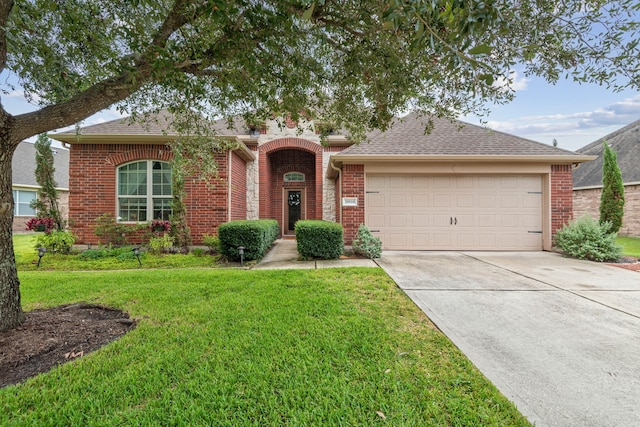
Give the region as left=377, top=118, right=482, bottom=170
left=1, top=0, right=640, bottom=330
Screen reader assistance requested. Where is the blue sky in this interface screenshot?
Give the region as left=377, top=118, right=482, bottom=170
left=3, top=72, right=639, bottom=152
left=462, top=73, right=640, bottom=151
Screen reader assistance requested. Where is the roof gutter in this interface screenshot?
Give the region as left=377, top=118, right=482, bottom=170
left=327, top=154, right=597, bottom=178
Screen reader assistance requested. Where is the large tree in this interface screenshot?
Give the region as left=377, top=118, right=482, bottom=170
left=1, top=0, right=639, bottom=330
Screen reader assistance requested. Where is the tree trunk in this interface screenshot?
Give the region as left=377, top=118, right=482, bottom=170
left=0, top=137, right=23, bottom=331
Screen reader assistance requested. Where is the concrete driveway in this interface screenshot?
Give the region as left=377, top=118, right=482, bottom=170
left=377, top=251, right=640, bottom=427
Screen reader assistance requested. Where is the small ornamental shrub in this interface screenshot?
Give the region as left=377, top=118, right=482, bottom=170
left=93, top=213, right=143, bottom=246
left=202, top=234, right=220, bottom=254
left=219, top=220, right=279, bottom=261
left=150, top=219, right=172, bottom=234
left=149, top=234, right=175, bottom=254
left=295, top=220, right=344, bottom=259
left=191, top=248, right=207, bottom=257
left=554, top=215, right=621, bottom=262
left=26, top=217, right=56, bottom=233
left=352, top=224, right=382, bottom=259
left=34, top=230, right=77, bottom=253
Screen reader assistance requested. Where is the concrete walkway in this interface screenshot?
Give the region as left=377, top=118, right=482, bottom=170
left=253, top=239, right=378, bottom=270
left=377, top=251, right=640, bottom=427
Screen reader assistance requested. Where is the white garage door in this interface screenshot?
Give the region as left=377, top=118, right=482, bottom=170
left=366, top=174, right=543, bottom=250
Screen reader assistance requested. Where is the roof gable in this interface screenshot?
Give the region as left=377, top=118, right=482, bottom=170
left=12, top=142, right=70, bottom=189
left=573, top=119, right=640, bottom=188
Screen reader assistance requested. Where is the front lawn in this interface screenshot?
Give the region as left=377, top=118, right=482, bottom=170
left=617, top=236, right=640, bottom=258
left=2, top=267, right=530, bottom=426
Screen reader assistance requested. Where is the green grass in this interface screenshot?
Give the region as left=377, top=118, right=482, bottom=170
left=617, top=236, right=640, bottom=258
left=2, top=239, right=531, bottom=425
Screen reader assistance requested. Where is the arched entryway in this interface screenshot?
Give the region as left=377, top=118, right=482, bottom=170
left=258, top=138, right=323, bottom=236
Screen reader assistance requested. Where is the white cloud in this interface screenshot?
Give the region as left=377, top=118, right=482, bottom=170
left=465, top=94, right=640, bottom=150
left=487, top=95, right=640, bottom=134
left=492, top=70, right=529, bottom=92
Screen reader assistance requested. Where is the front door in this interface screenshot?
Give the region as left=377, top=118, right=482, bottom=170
left=285, top=189, right=304, bottom=235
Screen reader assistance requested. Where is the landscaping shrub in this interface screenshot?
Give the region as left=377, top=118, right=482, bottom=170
left=352, top=224, right=382, bottom=259
left=79, top=246, right=137, bottom=260
left=202, top=234, right=220, bottom=254
left=295, top=220, right=344, bottom=259
left=148, top=234, right=175, bottom=254
left=554, top=215, right=621, bottom=262
left=93, top=213, right=144, bottom=246
left=34, top=230, right=77, bottom=253
left=219, top=220, right=279, bottom=261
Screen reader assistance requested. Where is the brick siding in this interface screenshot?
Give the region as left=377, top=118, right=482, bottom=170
left=68, top=144, right=237, bottom=245
left=339, top=164, right=365, bottom=245
left=229, top=151, right=247, bottom=221
left=574, top=184, right=640, bottom=236
left=551, top=165, right=574, bottom=237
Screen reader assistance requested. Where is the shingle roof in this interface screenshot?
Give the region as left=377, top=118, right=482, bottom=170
left=63, top=110, right=247, bottom=136
left=573, top=119, right=640, bottom=188
left=339, top=113, right=581, bottom=157
left=12, top=141, right=70, bottom=189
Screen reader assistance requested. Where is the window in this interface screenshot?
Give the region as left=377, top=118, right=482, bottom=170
left=284, top=172, right=305, bottom=182
left=117, top=160, right=172, bottom=222
left=12, top=190, right=37, bottom=216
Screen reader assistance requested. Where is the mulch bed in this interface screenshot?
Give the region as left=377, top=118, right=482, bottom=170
left=607, top=256, right=640, bottom=272
left=0, top=304, right=135, bottom=388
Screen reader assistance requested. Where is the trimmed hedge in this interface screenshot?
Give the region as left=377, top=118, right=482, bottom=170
left=219, top=220, right=279, bottom=261
left=295, top=220, right=344, bottom=259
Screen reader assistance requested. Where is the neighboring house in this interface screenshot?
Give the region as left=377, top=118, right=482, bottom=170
left=11, top=141, right=70, bottom=232
left=51, top=112, right=592, bottom=251
left=573, top=119, right=640, bottom=236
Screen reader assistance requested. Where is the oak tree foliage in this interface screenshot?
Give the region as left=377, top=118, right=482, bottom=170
left=1, top=0, right=639, bottom=330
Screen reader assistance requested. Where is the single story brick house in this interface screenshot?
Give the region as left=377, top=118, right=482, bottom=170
left=11, top=141, right=69, bottom=232
left=51, top=112, right=593, bottom=251
left=573, top=119, right=640, bottom=236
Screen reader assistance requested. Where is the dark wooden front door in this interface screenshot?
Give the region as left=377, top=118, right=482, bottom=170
left=285, top=190, right=304, bottom=234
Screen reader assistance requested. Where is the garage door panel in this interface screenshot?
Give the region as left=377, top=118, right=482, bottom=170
left=456, top=194, right=474, bottom=207
left=366, top=174, right=543, bottom=250
left=388, top=214, right=407, bottom=227
left=368, top=194, right=386, bottom=207
left=411, top=214, right=429, bottom=227
left=411, top=194, right=429, bottom=207
left=477, top=194, right=496, bottom=208
left=433, top=194, right=452, bottom=207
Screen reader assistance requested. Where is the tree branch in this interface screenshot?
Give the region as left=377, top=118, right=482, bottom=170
left=0, top=0, right=12, bottom=73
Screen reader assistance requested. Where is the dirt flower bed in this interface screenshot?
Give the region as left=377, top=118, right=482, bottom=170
left=0, top=304, right=135, bottom=388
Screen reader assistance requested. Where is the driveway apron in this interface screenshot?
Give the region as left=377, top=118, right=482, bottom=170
left=377, top=251, right=640, bottom=427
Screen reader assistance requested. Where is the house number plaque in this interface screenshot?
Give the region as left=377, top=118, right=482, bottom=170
left=342, top=197, right=358, bottom=207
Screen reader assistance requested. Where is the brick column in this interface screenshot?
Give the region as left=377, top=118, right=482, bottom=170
left=340, top=164, right=365, bottom=244
left=551, top=164, right=573, bottom=236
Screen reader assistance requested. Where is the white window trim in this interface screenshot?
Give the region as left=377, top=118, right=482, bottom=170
left=12, top=189, right=38, bottom=217
left=116, top=160, right=172, bottom=223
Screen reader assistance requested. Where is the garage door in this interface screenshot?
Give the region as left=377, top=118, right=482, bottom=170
left=366, top=174, right=543, bottom=250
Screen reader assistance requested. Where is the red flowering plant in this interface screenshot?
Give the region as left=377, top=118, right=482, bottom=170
left=26, top=217, right=56, bottom=233
left=150, top=219, right=172, bottom=234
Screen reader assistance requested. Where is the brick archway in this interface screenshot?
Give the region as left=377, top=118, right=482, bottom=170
left=258, top=138, right=323, bottom=235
